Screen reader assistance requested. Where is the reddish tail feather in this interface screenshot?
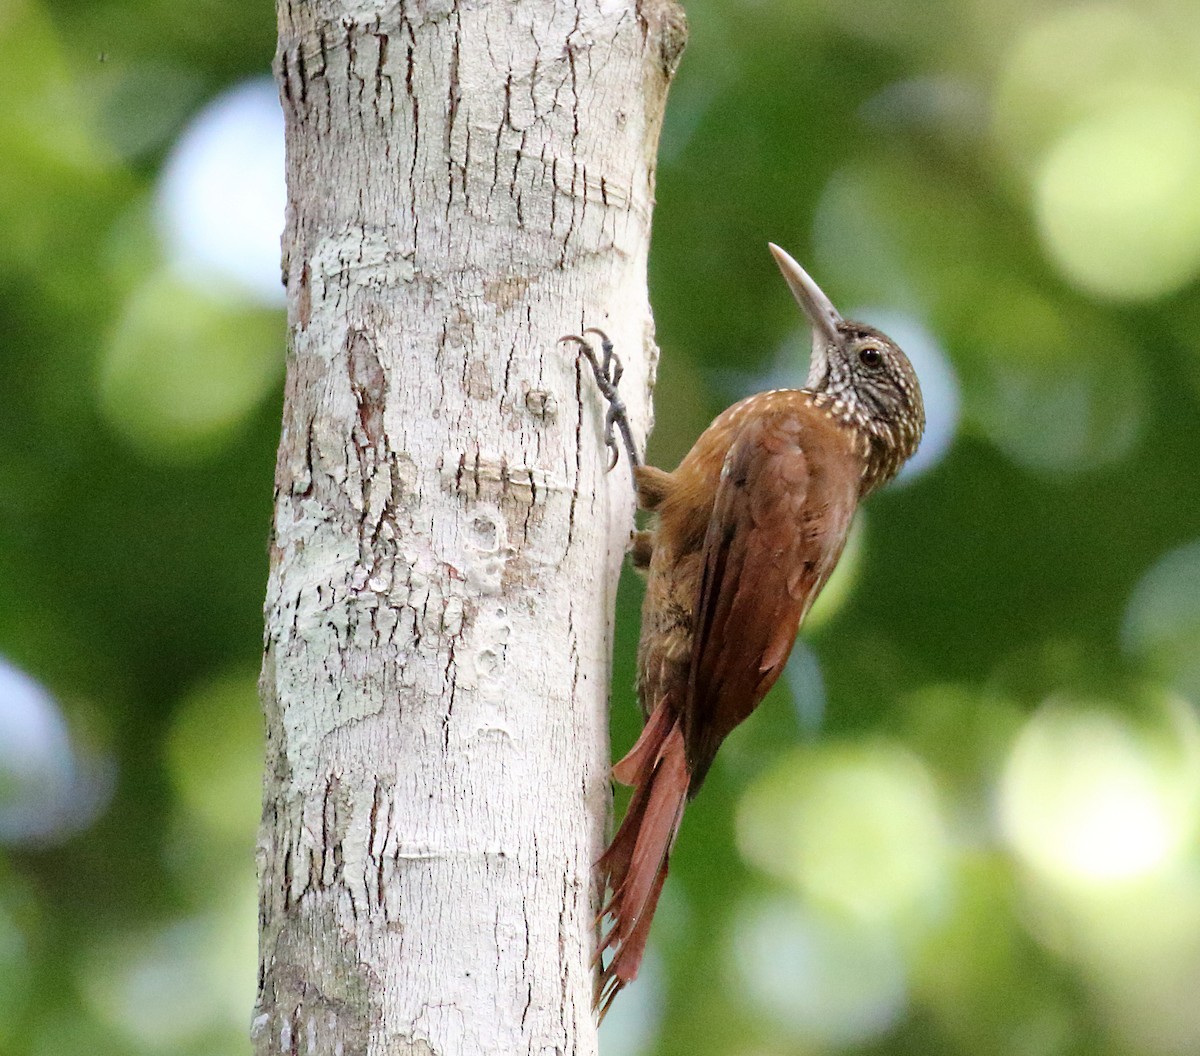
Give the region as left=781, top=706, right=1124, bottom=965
left=595, top=701, right=690, bottom=1017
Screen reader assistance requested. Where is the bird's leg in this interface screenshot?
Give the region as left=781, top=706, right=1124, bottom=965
left=630, top=530, right=654, bottom=571
left=631, top=465, right=673, bottom=512
left=562, top=329, right=661, bottom=568
left=562, top=328, right=641, bottom=477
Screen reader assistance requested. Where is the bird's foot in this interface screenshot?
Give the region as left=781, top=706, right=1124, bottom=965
left=561, top=327, right=641, bottom=474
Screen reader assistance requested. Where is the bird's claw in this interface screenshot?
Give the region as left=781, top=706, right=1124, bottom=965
left=561, top=327, right=641, bottom=476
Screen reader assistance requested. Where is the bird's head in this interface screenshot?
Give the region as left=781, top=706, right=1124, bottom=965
left=769, top=243, right=925, bottom=489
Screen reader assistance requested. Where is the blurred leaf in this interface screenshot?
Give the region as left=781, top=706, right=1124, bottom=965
left=99, top=272, right=283, bottom=461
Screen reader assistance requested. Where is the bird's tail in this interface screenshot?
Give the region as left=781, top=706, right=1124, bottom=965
left=595, top=701, right=689, bottom=1017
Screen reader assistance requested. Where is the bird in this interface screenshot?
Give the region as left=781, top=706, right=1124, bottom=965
left=564, top=244, right=926, bottom=1016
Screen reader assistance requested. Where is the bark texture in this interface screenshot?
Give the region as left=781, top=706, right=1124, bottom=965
left=254, top=1, right=685, bottom=1054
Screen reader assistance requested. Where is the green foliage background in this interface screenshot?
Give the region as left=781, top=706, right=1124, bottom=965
left=4, top=0, right=1200, bottom=1054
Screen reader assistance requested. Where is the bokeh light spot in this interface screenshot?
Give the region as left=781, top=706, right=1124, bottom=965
left=1000, top=699, right=1200, bottom=887
left=992, top=4, right=1170, bottom=176
left=80, top=880, right=258, bottom=1051
left=784, top=641, right=825, bottom=735
left=0, top=657, right=108, bottom=845
left=156, top=77, right=286, bottom=306
left=733, top=896, right=907, bottom=1047
left=961, top=285, right=1144, bottom=474
left=1034, top=91, right=1200, bottom=301
left=0, top=658, right=72, bottom=839
left=167, top=671, right=263, bottom=844
left=1123, top=539, right=1200, bottom=700
left=82, top=920, right=227, bottom=1047
left=737, top=741, right=949, bottom=923
left=99, top=273, right=283, bottom=461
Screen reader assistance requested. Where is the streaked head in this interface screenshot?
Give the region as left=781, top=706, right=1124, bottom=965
left=769, top=243, right=924, bottom=483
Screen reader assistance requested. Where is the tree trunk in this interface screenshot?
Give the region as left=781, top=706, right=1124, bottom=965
left=253, top=2, right=685, bottom=1054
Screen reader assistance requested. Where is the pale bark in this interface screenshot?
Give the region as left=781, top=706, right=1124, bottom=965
left=254, top=2, right=685, bottom=1054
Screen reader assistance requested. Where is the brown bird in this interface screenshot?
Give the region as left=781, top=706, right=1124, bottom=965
left=566, top=244, right=925, bottom=1016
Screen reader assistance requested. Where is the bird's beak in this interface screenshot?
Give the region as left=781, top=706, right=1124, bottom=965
left=768, top=243, right=843, bottom=386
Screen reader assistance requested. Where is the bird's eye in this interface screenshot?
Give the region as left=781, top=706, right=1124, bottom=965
left=858, top=346, right=882, bottom=368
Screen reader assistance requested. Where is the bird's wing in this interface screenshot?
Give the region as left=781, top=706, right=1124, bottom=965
left=682, top=405, right=857, bottom=788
